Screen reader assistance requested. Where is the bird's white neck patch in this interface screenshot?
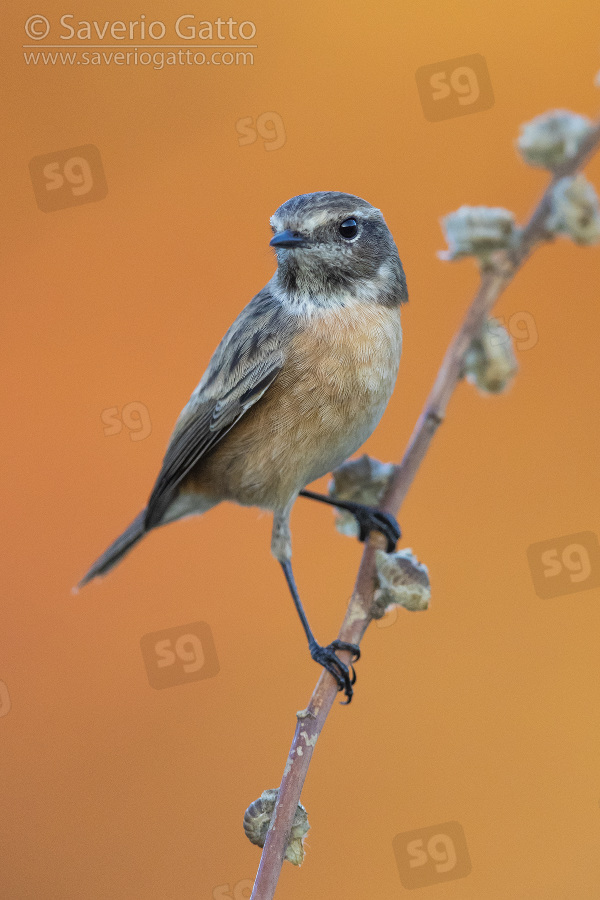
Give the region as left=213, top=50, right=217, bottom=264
left=271, top=260, right=395, bottom=317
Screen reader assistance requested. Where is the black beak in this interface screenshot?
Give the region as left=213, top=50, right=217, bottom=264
left=270, top=229, right=308, bottom=249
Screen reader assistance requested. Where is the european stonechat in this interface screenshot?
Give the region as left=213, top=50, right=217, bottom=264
left=77, top=191, right=408, bottom=702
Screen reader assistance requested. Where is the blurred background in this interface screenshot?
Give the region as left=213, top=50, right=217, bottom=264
left=2, top=1, right=600, bottom=897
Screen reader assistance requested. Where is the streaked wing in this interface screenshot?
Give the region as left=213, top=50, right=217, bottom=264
left=145, top=287, right=291, bottom=528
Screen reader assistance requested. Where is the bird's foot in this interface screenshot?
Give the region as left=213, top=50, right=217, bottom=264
left=298, top=490, right=400, bottom=552
left=344, top=503, right=401, bottom=552
left=310, top=639, right=361, bottom=704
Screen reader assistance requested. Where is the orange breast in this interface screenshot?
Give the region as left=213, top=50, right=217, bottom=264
left=183, top=302, right=402, bottom=510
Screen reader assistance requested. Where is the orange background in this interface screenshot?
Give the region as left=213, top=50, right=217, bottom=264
left=3, top=2, right=600, bottom=897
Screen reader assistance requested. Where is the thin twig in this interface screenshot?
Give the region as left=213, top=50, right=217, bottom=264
left=250, top=118, right=600, bottom=900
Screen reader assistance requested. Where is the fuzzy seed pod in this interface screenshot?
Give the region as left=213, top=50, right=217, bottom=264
left=373, top=548, right=431, bottom=616
left=463, top=318, right=519, bottom=394
left=329, top=454, right=395, bottom=538
left=546, top=174, right=600, bottom=245
left=438, top=206, right=518, bottom=265
left=243, top=789, right=309, bottom=866
left=517, top=110, right=593, bottom=170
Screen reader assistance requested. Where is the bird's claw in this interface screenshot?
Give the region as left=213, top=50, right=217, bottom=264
left=352, top=506, right=401, bottom=553
left=310, top=640, right=361, bottom=704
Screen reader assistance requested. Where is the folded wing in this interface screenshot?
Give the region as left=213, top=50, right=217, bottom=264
left=145, top=288, right=292, bottom=527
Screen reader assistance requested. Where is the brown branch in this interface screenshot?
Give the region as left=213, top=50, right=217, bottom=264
left=250, top=117, right=600, bottom=900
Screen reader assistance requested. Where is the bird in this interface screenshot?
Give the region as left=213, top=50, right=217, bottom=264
left=77, top=191, right=408, bottom=702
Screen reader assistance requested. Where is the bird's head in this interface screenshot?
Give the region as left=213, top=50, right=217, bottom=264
left=269, top=191, right=408, bottom=308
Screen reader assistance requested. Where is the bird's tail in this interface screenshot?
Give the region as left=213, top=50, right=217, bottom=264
left=75, top=509, right=147, bottom=591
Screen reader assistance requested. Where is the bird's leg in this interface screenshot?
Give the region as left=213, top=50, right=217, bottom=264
left=279, top=559, right=360, bottom=704
left=299, top=489, right=400, bottom=553
left=272, top=508, right=360, bottom=704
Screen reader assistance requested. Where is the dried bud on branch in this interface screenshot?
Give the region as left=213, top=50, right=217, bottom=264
left=329, top=455, right=394, bottom=538
left=243, top=790, right=309, bottom=866
left=546, top=174, right=600, bottom=245
left=439, top=206, right=518, bottom=265
left=517, top=110, right=594, bottom=170
left=463, top=318, right=519, bottom=394
left=372, top=548, right=431, bottom=616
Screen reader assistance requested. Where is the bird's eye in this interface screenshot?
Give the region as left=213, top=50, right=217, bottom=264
left=339, top=218, right=358, bottom=239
